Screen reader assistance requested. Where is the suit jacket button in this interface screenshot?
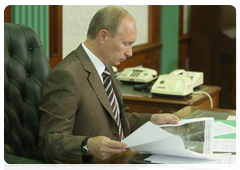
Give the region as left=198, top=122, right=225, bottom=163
left=113, top=132, right=119, bottom=137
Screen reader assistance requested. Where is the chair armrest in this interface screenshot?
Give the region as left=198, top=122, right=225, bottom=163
left=4, top=154, right=66, bottom=170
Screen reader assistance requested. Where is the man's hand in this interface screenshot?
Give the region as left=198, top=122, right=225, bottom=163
left=151, top=113, right=179, bottom=125
left=87, top=136, right=127, bottom=161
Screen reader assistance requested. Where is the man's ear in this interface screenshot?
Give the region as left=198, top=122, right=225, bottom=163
left=98, top=29, right=108, bottom=44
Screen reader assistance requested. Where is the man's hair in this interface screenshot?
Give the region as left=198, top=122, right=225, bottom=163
left=87, top=6, right=134, bottom=40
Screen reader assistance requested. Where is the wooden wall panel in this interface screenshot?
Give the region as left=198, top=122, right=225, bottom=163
left=189, top=5, right=236, bottom=109
left=49, top=5, right=62, bottom=68
left=116, top=43, right=162, bottom=73
left=116, top=5, right=162, bottom=74
left=48, top=5, right=161, bottom=71
left=4, top=6, right=11, bottom=23
left=178, top=5, right=190, bottom=70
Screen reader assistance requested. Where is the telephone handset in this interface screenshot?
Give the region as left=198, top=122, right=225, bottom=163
left=170, top=69, right=204, bottom=88
left=170, top=69, right=185, bottom=75
left=151, top=69, right=204, bottom=97
left=118, top=67, right=158, bottom=83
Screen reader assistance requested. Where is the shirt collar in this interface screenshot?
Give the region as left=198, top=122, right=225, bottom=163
left=82, top=42, right=105, bottom=78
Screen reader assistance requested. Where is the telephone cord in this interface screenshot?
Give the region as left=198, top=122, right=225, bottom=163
left=192, top=91, right=213, bottom=108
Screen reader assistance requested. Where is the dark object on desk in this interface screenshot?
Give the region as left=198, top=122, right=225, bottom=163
left=4, top=23, right=51, bottom=163
left=133, top=82, right=153, bottom=92
left=112, top=154, right=151, bottom=170
left=112, top=154, right=168, bottom=170
left=131, top=160, right=168, bottom=167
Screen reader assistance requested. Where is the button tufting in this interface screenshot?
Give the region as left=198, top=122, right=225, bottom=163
left=4, top=22, right=52, bottom=164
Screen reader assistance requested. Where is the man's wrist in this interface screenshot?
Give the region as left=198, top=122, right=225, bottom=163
left=81, top=137, right=90, bottom=156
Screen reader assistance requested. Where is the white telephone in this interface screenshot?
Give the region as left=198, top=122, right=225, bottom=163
left=151, top=69, right=204, bottom=96
left=170, top=69, right=204, bottom=88
left=118, top=67, right=158, bottom=83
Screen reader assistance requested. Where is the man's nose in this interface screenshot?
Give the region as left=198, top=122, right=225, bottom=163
left=125, top=46, right=133, bottom=57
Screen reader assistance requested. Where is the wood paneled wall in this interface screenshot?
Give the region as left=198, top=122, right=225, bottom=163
left=4, top=6, right=11, bottom=23
left=116, top=5, right=162, bottom=74
left=48, top=5, right=162, bottom=71
left=49, top=5, right=62, bottom=69
left=117, top=43, right=162, bottom=73
left=178, top=5, right=190, bottom=70
left=189, top=5, right=236, bottom=109
left=5, top=5, right=162, bottom=74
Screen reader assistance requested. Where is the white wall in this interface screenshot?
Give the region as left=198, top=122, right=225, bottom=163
left=62, top=5, right=148, bottom=58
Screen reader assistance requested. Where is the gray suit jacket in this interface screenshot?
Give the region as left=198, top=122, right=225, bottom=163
left=38, top=44, right=152, bottom=164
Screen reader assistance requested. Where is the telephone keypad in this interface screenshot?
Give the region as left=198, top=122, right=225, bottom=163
left=130, top=70, right=143, bottom=77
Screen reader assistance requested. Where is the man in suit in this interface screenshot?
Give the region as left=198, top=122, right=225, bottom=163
left=38, top=6, right=179, bottom=164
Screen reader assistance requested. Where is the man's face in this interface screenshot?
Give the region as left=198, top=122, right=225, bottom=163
left=102, top=18, right=137, bottom=66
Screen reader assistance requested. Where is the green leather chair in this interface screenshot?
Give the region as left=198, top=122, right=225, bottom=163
left=4, top=22, right=51, bottom=163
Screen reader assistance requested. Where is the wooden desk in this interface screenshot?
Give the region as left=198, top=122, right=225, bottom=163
left=117, top=81, right=221, bottom=113
left=101, top=106, right=236, bottom=164
left=174, top=106, right=236, bottom=119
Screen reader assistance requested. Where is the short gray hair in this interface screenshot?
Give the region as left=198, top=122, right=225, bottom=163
left=87, top=6, right=134, bottom=40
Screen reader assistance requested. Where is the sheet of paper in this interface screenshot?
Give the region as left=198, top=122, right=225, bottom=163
left=227, top=116, right=236, bottom=120
left=122, top=119, right=215, bottom=160
left=213, top=139, right=236, bottom=152
left=122, top=122, right=190, bottom=157
left=158, top=117, right=214, bottom=154
left=145, top=154, right=236, bottom=164
left=122, top=121, right=174, bottom=148
left=157, top=117, right=213, bottom=128
left=214, top=121, right=236, bottom=137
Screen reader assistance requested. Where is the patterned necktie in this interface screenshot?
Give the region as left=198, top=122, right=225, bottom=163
left=102, top=67, right=124, bottom=141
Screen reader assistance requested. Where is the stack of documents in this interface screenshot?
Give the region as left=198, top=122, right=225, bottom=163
left=213, top=120, right=236, bottom=153
left=122, top=118, right=236, bottom=164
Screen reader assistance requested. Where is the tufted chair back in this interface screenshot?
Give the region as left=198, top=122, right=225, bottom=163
left=4, top=22, right=51, bottom=163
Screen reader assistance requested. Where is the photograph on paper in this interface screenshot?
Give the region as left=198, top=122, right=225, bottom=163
left=160, top=120, right=205, bottom=153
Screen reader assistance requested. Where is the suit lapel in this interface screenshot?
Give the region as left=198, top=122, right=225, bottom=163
left=75, top=44, right=116, bottom=121
left=75, top=44, right=131, bottom=136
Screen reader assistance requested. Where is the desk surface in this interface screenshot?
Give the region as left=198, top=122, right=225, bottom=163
left=101, top=106, right=236, bottom=164
left=174, top=106, right=236, bottom=119
left=118, top=81, right=221, bottom=106
left=118, top=81, right=221, bottom=113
